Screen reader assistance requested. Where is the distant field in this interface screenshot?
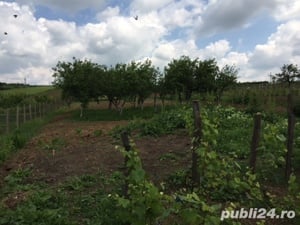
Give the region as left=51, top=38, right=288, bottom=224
left=0, top=86, right=55, bottom=95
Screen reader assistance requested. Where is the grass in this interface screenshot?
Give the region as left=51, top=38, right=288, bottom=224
left=0, top=168, right=123, bottom=225
left=0, top=109, right=65, bottom=164
left=0, top=104, right=299, bottom=225
left=0, top=86, right=55, bottom=95
left=71, top=105, right=176, bottom=121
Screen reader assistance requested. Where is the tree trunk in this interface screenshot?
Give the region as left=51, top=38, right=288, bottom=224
left=108, top=99, right=113, bottom=110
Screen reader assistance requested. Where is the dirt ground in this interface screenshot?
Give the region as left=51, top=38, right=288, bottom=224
left=0, top=113, right=191, bottom=186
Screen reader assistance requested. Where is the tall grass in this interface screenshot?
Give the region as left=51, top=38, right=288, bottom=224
left=0, top=111, right=60, bottom=164
left=0, top=86, right=54, bottom=95
left=71, top=105, right=176, bottom=121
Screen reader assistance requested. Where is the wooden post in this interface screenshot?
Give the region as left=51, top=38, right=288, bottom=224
left=16, top=106, right=19, bottom=129
left=23, top=104, right=26, bottom=123
left=39, top=103, right=42, bottom=118
left=285, top=94, right=295, bottom=180
left=6, top=109, right=9, bottom=134
left=121, top=131, right=131, bottom=198
left=29, top=104, right=32, bottom=120
left=34, top=104, right=37, bottom=119
left=192, top=101, right=201, bottom=186
left=249, top=113, right=262, bottom=173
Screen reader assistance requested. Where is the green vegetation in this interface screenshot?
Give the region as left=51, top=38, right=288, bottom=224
left=53, top=58, right=159, bottom=116
left=1, top=60, right=300, bottom=225
left=0, top=110, right=64, bottom=164
left=0, top=86, right=54, bottom=95
left=71, top=105, right=175, bottom=121
left=0, top=86, right=59, bottom=109
left=111, top=106, right=186, bottom=138
left=0, top=104, right=299, bottom=224
left=52, top=56, right=238, bottom=117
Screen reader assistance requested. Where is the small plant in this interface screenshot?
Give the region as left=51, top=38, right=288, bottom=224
left=10, top=129, right=27, bottom=149
left=159, top=152, right=178, bottom=161
left=113, top=143, right=167, bottom=225
left=75, top=128, right=82, bottom=135
left=93, top=129, right=103, bottom=137
left=165, top=169, right=189, bottom=189
left=64, top=176, right=83, bottom=191
left=4, top=168, right=32, bottom=187
left=41, top=137, right=65, bottom=156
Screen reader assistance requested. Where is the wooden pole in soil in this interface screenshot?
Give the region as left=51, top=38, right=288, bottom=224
left=34, top=104, right=37, bottom=119
left=39, top=103, right=42, bottom=118
left=285, top=93, right=295, bottom=181
left=29, top=104, right=32, bottom=120
left=23, top=104, right=26, bottom=123
left=121, top=131, right=131, bottom=198
left=6, top=109, right=9, bottom=134
left=16, top=106, right=19, bottom=129
left=249, top=112, right=262, bottom=173
left=192, top=100, right=201, bottom=186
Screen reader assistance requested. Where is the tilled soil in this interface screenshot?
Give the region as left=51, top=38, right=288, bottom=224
left=0, top=115, right=191, bottom=187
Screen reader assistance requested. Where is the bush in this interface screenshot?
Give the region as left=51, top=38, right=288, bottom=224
left=111, top=107, right=187, bottom=138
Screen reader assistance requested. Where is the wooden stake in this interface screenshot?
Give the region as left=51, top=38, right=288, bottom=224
left=121, top=131, right=131, bottom=197
left=249, top=113, right=262, bottom=173
left=285, top=94, right=295, bottom=181
left=192, top=101, right=201, bottom=186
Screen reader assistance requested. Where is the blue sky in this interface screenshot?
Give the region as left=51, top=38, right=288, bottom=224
left=0, top=0, right=300, bottom=84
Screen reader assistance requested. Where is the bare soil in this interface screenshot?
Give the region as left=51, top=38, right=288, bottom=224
left=0, top=113, right=191, bottom=187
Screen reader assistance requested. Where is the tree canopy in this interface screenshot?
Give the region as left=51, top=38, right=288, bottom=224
left=164, top=56, right=237, bottom=102
left=52, top=57, right=158, bottom=116
left=272, top=63, right=300, bottom=87
left=52, top=56, right=239, bottom=116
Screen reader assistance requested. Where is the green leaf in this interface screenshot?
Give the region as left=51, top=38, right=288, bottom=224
left=276, top=134, right=286, bottom=142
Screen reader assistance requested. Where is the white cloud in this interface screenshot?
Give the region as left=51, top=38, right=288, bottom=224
left=156, top=0, right=203, bottom=30
left=81, top=14, right=167, bottom=64
left=227, top=19, right=300, bottom=81
left=151, top=39, right=233, bottom=70
left=202, top=40, right=231, bottom=59
left=0, top=1, right=170, bottom=84
left=195, top=0, right=275, bottom=37
left=151, top=39, right=200, bottom=69
left=96, top=6, right=120, bottom=21
left=273, top=0, right=300, bottom=21
left=1, top=0, right=300, bottom=84
left=130, top=0, right=173, bottom=13
left=249, top=20, right=300, bottom=69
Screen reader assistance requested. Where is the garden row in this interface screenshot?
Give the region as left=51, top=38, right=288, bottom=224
left=0, top=103, right=299, bottom=224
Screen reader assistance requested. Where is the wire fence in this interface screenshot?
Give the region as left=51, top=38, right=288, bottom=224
left=0, top=100, right=63, bottom=134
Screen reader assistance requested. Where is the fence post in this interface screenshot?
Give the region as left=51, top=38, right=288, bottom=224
left=285, top=93, right=295, bottom=181
left=191, top=100, right=201, bottom=186
left=39, top=103, right=42, bottom=118
left=16, top=106, right=19, bottom=129
left=34, top=104, right=37, bottom=119
left=249, top=112, right=262, bottom=173
left=6, top=109, right=9, bottom=134
left=121, top=131, right=131, bottom=198
left=23, top=104, right=26, bottom=123
left=29, top=104, right=32, bottom=120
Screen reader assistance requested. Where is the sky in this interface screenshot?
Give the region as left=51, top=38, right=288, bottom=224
left=0, top=0, right=300, bottom=85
